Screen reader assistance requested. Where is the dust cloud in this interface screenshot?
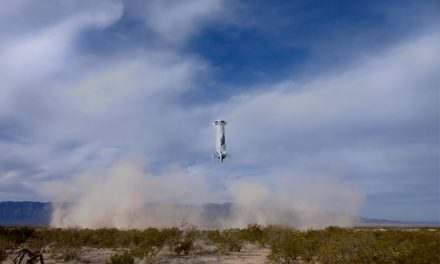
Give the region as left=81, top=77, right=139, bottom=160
left=47, top=156, right=364, bottom=229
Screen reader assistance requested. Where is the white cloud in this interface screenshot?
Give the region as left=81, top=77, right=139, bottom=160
left=217, top=32, right=439, bottom=220
left=0, top=0, right=216, bottom=197
left=224, top=33, right=440, bottom=158
left=0, top=0, right=123, bottom=112
left=144, top=0, right=224, bottom=43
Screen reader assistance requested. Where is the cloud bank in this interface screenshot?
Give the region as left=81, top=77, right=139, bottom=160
left=0, top=0, right=438, bottom=224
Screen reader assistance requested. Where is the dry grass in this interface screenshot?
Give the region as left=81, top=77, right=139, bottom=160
left=0, top=225, right=438, bottom=264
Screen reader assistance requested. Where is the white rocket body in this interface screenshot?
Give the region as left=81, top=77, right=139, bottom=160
left=214, top=120, right=228, bottom=162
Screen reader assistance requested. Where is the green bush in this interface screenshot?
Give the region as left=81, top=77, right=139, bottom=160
left=0, top=238, right=9, bottom=262
left=108, top=251, right=134, bottom=264
left=390, top=230, right=440, bottom=264
left=299, top=230, right=325, bottom=263
left=0, top=226, right=35, bottom=245
left=128, top=228, right=167, bottom=260
left=174, top=239, right=193, bottom=255
left=173, top=225, right=200, bottom=255
left=60, top=247, right=83, bottom=262
left=261, top=225, right=293, bottom=246
left=161, top=227, right=183, bottom=248
left=141, top=228, right=167, bottom=249
left=267, top=229, right=304, bottom=264
left=222, top=230, right=243, bottom=252
left=0, top=225, right=437, bottom=263
left=206, top=229, right=243, bottom=253
left=130, top=246, right=156, bottom=261
left=316, top=233, right=365, bottom=264
left=266, top=227, right=440, bottom=264
left=240, top=224, right=264, bottom=244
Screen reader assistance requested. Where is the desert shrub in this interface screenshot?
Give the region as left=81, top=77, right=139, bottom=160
left=127, top=227, right=167, bottom=259
left=205, top=229, right=221, bottom=242
left=314, top=229, right=402, bottom=264
left=140, top=228, right=166, bottom=248
left=108, top=251, right=134, bottom=264
left=27, top=233, right=52, bottom=252
left=316, top=235, right=355, bottom=264
left=206, top=229, right=243, bottom=253
left=127, top=228, right=169, bottom=261
left=0, top=238, right=9, bottom=262
left=48, top=228, right=89, bottom=249
left=220, top=229, right=243, bottom=252
left=183, top=225, right=201, bottom=242
left=161, top=227, right=182, bottom=248
left=0, top=226, right=35, bottom=245
left=313, top=229, right=440, bottom=264
left=316, top=231, right=373, bottom=264
left=60, top=247, right=83, bottom=262
left=116, top=230, right=139, bottom=247
left=260, top=225, right=279, bottom=243
left=390, top=230, right=440, bottom=264
left=1, top=225, right=437, bottom=264
left=221, top=237, right=242, bottom=252
left=267, top=229, right=304, bottom=264
left=47, top=228, right=143, bottom=249
left=130, top=246, right=156, bottom=261
left=239, top=224, right=264, bottom=244
left=262, top=225, right=294, bottom=245
left=172, top=225, right=200, bottom=255
left=266, top=227, right=401, bottom=264
left=300, top=230, right=326, bottom=263
left=31, top=227, right=191, bottom=252
left=93, top=228, right=121, bottom=248
left=174, top=240, right=193, bottom=255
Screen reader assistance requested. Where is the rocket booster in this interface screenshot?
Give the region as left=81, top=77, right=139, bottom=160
left=214, top=120, right=228, bottom=162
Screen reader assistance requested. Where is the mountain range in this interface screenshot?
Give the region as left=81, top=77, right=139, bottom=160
left=0, top=201, right=437, bottom=227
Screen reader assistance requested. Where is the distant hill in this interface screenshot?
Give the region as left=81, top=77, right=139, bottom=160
left=0, top=201, right=52, bottom=226
left=354, top=217, right=439, bottom=227
left=0, top=201, right=438, bottom=227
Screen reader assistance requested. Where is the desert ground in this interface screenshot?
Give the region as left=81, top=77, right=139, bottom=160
left=4, top=243, right=270, bottom=264
left=1, top=225, right=439, bottom=264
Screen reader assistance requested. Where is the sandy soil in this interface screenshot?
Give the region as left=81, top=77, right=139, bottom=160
left=155, top=244, right=270, bottom=264
left=3, top=243, right=270, bottom=264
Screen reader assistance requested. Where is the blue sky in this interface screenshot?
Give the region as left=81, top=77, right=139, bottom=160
left=0, top=0, right=439, bottom=223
